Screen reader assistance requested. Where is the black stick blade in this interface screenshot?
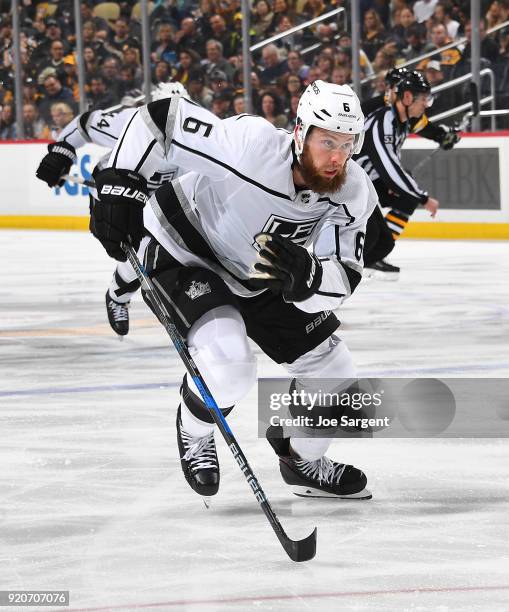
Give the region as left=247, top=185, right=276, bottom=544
left=282, top=527, right=317, bottom=562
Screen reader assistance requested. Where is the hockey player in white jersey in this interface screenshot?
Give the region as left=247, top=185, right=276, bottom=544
left=35, top=83, right=189, bottom=335
left=89, top=80, right=377, bottom=499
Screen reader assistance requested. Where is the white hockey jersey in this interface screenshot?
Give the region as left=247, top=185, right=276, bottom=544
left=57, top=107, right=180, bottom=191
left=106, top=97, right=379, bottom=313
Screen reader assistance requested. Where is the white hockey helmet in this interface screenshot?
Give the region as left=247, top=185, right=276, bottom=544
left=151, top=81, right=190, bottom=101
left=294, top=80, right=365, bottom=158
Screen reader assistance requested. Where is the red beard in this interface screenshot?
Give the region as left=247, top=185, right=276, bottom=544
left=298, top=144, right=348, bottom=194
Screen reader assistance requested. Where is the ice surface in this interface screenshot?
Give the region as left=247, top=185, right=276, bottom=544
left=1, top=231, right=509, bottom=611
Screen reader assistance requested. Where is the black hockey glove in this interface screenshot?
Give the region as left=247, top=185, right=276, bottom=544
left=90, top=167, right=148, bottom=262
left=36, top=141, right=77, bottom=187
left=250, top=233, right=323, bottom=302
left=438, top=124, right=461, bottom=150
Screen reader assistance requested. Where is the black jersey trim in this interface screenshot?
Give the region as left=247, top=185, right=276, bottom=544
left=146, top=98, right=173, bottom=137
left=79, top=111, right=92, bottom=139
left=134, top=139, right=157, bottom=172
left=155, top=183, right=260, bottom=290
left=89, top=125, right=118, bottom=140
left=112, top=110, right=138, bottom=168
left=316, top=290, right=345, bottom=298
left=340, top=262, right=362, bottom=293
left=171, top=138, right=293, bottom=201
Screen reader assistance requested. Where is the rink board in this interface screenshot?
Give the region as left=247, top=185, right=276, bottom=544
left=0, top=135, right=508, bottom=238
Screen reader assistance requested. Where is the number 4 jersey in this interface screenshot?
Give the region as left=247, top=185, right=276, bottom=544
left=107, top=96, right=379, bottom=313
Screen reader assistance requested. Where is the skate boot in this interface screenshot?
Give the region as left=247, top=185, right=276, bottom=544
left=105, top=291, right=130, bottom=336
left=364, top=259, right=400, bottom=281
left=266, top=425, right=371, bottom=499
left=177, top=405, right=219, bottom=496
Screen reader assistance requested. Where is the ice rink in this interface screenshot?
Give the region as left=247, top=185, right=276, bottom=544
left=1, top=230, right=509, bottom=611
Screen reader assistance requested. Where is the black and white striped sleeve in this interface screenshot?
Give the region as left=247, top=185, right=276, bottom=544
left=364, top=108, right=428, bottom=205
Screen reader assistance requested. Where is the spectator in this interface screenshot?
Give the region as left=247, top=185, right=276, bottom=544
left=101, top=56, right=123, bottom=103
left=286, top=50, right=310, bottom=81
left=232, top=92, right=245, bottom=114
left=462, top=18, right=500, bottom=64
left=259, top=43, right=288, bottom=85
left=302, top=0, right=333, bottom=22
left=429, top=22, right=462, bottom=75
left=37, top=74, right=76, bottom=124
left=209, top=69, right=231, bottom=94
left=23, top=77, right=40, bottom=105
left=31, top=18, right=68, bottom=64
left=433, top=1, right=461, bottom=39
left=151, top=22, right=178, bottom=66
left=37, top=39, right=66, bottom=75
left=284, top=93, right=299, bottom=128
left=87, top=75, right=117, bottom=110
left=424, top=60, right=451, bottom=115
left=202, top=39, right=235, bottom=83
left=82, top=21, right=109, bottom=63
left=23, top=103, right=46, bottom=139
left=122, top=46, right=143, bottom=84
left=391, top=6, right=424, bottom=51
left=372, top=48, right=396, bottom=74
left=211, top=90, right=232, bottom=118
left=119, top=65, right=141, bottom=98
left=252, top=0, right=274, bottom=39
left=187, top=69, right=213, bottom=108
left=283, top=74, right=305, bottom=104
left=49, top=101, right=74, bottom=139
left=272, top=14, right=303, bottom=53
left=108, top=18, right=141, bottom=53
left=336, top=32, right=374, bottom=78
left=83, top=45, right=100, bottom=77
left=61, top=54, right=80, bottom=101
left=267, top=0, right=295, bottom=35
left=330, top=66, right=350, bottom=86
left=314, top=53, right=334, bottom=81
left=173, top=49, right=201, bottom=85
left=403, top=23, right=435, bottom=63
left=362, top=8, right=387, bottom=61
left=80, top=3, right=109, bottom=38
left=208, top=15, right=232, bottom=56
left=258, top=91, right=287, bottom=128
left=174, top=17, right=206, bottom=57
left=153, top=59, right=173, bottom=85
left=486, top=0, right=509, bottom=29
left=413, top=0, right=440, bottom=24
left=0, top=104, right=16, bottom=139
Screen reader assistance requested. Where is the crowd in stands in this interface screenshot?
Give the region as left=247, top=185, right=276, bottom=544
left=1, top=0, right=508, bottom=139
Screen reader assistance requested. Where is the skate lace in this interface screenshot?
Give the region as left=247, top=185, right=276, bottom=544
left=295, top=456, right=346, bottom=485
left=181, top=430, right=217, bottom=472
left=108, top=301, right=129, bottom=322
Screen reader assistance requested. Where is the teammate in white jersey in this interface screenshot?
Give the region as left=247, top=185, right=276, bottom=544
left=90, top=81, right=378, bottom=499
left=35, top=83, right=188, bottom=335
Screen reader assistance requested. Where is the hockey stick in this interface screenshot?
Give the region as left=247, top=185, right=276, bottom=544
left=412, top=82, right=480, bottom=174
left=65, top=173, right=317, bottom=562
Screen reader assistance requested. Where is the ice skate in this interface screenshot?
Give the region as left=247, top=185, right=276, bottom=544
left=267, top=425, right=371, bottom=499
left=177, top=405, right=219, bottom=496
left=105, top=291, right=130, bottom=336
left=363, top=259, right=400, bottom=281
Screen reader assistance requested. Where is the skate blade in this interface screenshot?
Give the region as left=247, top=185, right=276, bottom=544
left=363, top=269, right=399, bottom=282
left=202, top=497, right=212, bottom=509
left=118, top=335, right=124, bottom=342
left=291, top=486, right=372, bottom=500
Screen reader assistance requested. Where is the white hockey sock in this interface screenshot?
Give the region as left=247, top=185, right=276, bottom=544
left=290, top=437, right=333, bottom=461
left=180, top=399, right=215, bottom=438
